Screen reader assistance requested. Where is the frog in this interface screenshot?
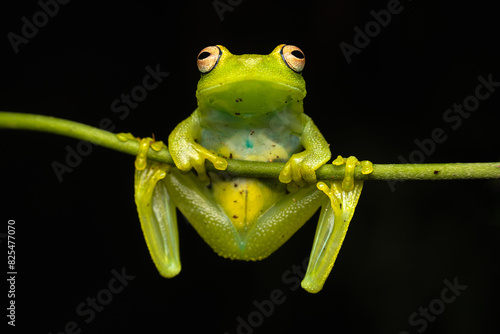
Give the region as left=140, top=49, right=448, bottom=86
left=121, top=44, right=373, bottom=293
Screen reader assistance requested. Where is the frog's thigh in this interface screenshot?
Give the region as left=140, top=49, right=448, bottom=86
left=161, top=168, right=242, bottom=259
left=243, top=185, right=324, bottom=260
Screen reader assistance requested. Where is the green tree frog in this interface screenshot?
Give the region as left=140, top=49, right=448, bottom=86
left=120, top=44, right=372, bottom=293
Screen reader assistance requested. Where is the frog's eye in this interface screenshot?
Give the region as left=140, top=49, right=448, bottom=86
left=197, top=46, right=221, bottom=74
left=281, top=45, right=305, bottom=73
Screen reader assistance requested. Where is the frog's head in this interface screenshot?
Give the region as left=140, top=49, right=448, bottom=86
left=195, top=44, right=306, bottom=116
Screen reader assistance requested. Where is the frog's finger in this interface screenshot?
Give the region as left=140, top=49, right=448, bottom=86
left=279, top=161, right=293, bottom=183
left=193, top=145, right=228, bottom=170
left=300, top=160, right=318, bottom=183
left=280, top=159, right=306, bottom=186
left=301, top=180, right=363, bottom=293
left=135, top=161, right=181, bottom=278
left=280, top=151, right=314, bottom=185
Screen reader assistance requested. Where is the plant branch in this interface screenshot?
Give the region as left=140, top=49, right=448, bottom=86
left=1, top=112, right=498, bottom=181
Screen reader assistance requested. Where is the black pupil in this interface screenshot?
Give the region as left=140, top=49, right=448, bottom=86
left=291, top=50, right=304, bottom=59
left=198, top=51, right=211, bottom=60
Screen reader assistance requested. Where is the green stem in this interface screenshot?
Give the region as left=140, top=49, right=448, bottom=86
left=1, top=111, right=498, bottom=181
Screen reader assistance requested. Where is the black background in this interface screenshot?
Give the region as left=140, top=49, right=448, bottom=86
left=1, top=0, right=499, bottom=333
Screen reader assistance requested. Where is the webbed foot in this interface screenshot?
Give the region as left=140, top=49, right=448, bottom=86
left=118, top=133, right=181, bottom=278
left=301, top=156, right=373, bottom=293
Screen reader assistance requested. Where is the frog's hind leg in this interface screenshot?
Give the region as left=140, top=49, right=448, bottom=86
left=301, top=156, right=373, bottom=293
left=300, top=180, right=363, bottom=293
left=135, top=160, right=181, bottom=278
left=160, top=168, right=243, bottom=259
left=163, top=169, right=325, bottom=262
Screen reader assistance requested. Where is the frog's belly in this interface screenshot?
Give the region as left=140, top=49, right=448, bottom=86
left=210, top=173, right=286, bottom=233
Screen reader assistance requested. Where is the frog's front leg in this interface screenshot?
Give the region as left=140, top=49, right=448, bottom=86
left=301, top=156, right=373, bottom=293
left=169, top=109, right=227, bottom=181
left=279, top=114, right=331, bottom=186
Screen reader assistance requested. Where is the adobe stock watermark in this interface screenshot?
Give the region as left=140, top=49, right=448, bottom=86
left=224, top=257, right=309, bottom=334
left=7, top=0, right=71, bottom=54
left=212, top=0, right=243, bottom=22
left=48, top=267, right=135, bottom=334
left=399, top=277, right=467, bottom=333
left=51, top=64, right=169, bottom=183
left=387, top=73, right=499, bottom=192
left=339, top=0, right=407, bottom=64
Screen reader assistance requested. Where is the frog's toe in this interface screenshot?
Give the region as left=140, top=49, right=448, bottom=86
left=317, top=181, right=342, bottom=216
left=332, top=155, right=346, bottom=166
left=116, top=132, right=138, bottom=142
left=135, top=137, right=165, bottom=170
left=341, top=156, right=360, bottom=192
left=333, top=155, right=373, bottom=192
left=361, top=160, right=374, bottom=175
left=117, top=133, right=165, bottom=171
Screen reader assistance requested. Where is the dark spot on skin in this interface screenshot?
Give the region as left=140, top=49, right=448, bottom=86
left=250, top=130, right=255, bottom=135
left=281, top=235, right=285, bottom=238
left=285, top=101, right=288, bottom=103
left=272, top=144, right=276, bottom=147
left=234, top=200, right=237, bottom=203
left=434, top=170, right=440, bottom=174
left=229, top=153, right=233, bottom=159
left=234, top=183, right=238, bottom=187
left=235, top=98, right=243, bottom=102
left=233, top=215, right=238, bottom=219
left=276, top=155, right=279, bottom=159
left=239, top=190, right=244, bottom=195
left=235, top=112, right=240, bottom=115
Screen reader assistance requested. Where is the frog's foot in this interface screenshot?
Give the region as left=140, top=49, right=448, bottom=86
left=332, top=155, right=373, bottom=191
left=117, top=133, right=165, bottom=170
left=300, top=156, right=373, bottom=293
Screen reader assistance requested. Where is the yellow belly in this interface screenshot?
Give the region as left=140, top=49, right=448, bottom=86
left=210, top=173, right=285, bottom=233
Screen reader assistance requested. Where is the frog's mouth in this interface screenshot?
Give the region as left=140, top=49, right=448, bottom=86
left=196, top=80, right=305, bottom=116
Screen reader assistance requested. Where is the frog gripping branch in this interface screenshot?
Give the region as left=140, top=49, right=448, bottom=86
left=130, top=44, right=373, bottom=293
left=1, top=46, right=497, bottom=293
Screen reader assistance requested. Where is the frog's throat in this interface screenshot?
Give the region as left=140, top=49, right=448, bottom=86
left=197, top=80, right=306, bottom=116
left=197, top=80, right=305, bottom=97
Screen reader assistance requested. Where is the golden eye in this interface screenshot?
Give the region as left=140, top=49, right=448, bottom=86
left=280, top=45, right=305, bottom=73
left=197, top=46, right=221, bottom=73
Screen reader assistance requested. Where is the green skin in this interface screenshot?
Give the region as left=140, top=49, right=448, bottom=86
left=133, top=45, right=366, bottom=293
